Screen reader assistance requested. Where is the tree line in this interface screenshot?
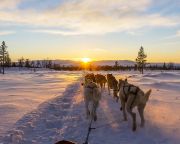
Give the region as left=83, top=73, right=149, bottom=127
left=0, top=41, right=179, bottom=74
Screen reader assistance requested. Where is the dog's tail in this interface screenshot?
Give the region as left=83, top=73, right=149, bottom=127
left=145, top=89, right=152, bottom=102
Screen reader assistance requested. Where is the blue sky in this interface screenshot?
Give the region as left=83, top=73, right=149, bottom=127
left=0, top=0, right=180, bottom=62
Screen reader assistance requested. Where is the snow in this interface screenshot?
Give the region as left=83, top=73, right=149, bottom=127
left=0, top=70, right=180, bottom=144
left=0, top=69, right=81, bottom=139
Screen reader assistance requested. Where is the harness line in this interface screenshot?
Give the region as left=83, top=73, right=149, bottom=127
left=83, top=118, right=95, bottom=144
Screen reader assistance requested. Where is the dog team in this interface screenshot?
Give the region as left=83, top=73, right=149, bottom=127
left=82, top=73, right=151, bottom=131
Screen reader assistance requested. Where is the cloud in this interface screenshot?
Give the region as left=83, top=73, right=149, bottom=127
left=28, top=29, right=90, bottom=36
left=164, top=30, right=180, bottom=39
left=176, top=30, right=180, bottom=37
left=0, top=0, right=179, bottom=35
left=0, top=0, right=22, bottom=10
left=0, top=31, right=16, bottom=36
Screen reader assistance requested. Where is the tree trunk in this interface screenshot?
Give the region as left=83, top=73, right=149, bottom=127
left=2, top=50, right=4, bottom=74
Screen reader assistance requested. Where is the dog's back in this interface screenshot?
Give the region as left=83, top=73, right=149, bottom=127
left=83, top=81, right=101, bottom=121
left=95, top=74, right=107, bottom=88
left=119, top=81, right=151, bottom=108
left=84, top=81, right=101, bottom=102
left=107, top=74, right=118, bottom=89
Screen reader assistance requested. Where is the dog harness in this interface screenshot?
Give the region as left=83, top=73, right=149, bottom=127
left=123, top=84, right=140, bottom=109
left=85, top=82, right=98, bottom=89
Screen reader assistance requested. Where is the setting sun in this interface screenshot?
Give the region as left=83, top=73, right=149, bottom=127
left=81, top=57, right=91, bottom=63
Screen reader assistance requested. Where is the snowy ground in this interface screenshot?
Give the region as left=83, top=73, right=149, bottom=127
left=0, top=69, right=180, bottom=144
left=0, top=69, right=81, bottom=139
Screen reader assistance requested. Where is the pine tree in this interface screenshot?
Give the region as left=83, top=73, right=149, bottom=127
left=0, top=48, right=2, bottom=73
left=30, top=61, right=35, bottom=68
left=4, top=52, right=11, bottom=67
left=18, top=57, right=24, bottom=70
left=136, top=46, right=147, bottom=74
left=163, top=62, right=167, bottom=70
left=36, top=60, right=41, bottom=68
left=114, top=61, right=119, bottom=71
left=25, top=59, right=30, bottom=68
left=0, top=41, right=8, bottom=74
left=47, top=60, right=52, bottom=68
left=168, top=62, right=174, bottom=70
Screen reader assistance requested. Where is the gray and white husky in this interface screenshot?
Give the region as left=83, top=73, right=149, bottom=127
left=82, top=79, right=101, bottom=121
left=118, top=79, right=151, bottom=131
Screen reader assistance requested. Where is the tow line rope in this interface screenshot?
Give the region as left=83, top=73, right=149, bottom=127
left=83, top=118, right=95, bottom=144
left=82, top=116, right=124, bottom=144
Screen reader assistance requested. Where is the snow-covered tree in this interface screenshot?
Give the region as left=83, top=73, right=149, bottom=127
left=136, top=46, right=147, bottom=74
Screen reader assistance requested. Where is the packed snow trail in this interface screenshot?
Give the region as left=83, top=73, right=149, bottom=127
left=1, top=71, right=180, bottom=144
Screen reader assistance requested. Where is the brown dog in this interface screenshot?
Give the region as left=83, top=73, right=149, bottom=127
left=107, top=74, right=118, bottom=101
left=95, top=74, right=107, bottom=89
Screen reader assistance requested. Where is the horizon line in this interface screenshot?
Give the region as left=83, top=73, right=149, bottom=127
left=11, top=59, right=180, bottom=64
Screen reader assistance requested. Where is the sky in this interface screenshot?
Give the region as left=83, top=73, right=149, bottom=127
left=0, top=0, right=180, bottom=62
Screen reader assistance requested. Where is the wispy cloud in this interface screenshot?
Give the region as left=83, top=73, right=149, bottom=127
left=27, top=29, right=93, bottom=36
left=0, top=0, right=179, bottom=35
left=0, top=31, right=16, bottom=36
left=164, top=30, right=180, bottom=39
left=0, top=0, right=22, bottom=10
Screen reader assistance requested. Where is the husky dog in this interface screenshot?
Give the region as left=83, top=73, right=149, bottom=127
left=82, top=79, right=101, bottom=121
left=84, top=73, right=96, bottom=83
left=107, top=74, right=119, bottom=101
left=95, top=74, right=107, bottom=89
left=118, top=79, right=151, bottom=131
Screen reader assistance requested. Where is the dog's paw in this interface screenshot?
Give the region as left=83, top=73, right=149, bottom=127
left=132, top=124, right=137, bottom=132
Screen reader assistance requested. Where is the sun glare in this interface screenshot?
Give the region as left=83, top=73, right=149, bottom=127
left=81, top=57, right=91, bottom=63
